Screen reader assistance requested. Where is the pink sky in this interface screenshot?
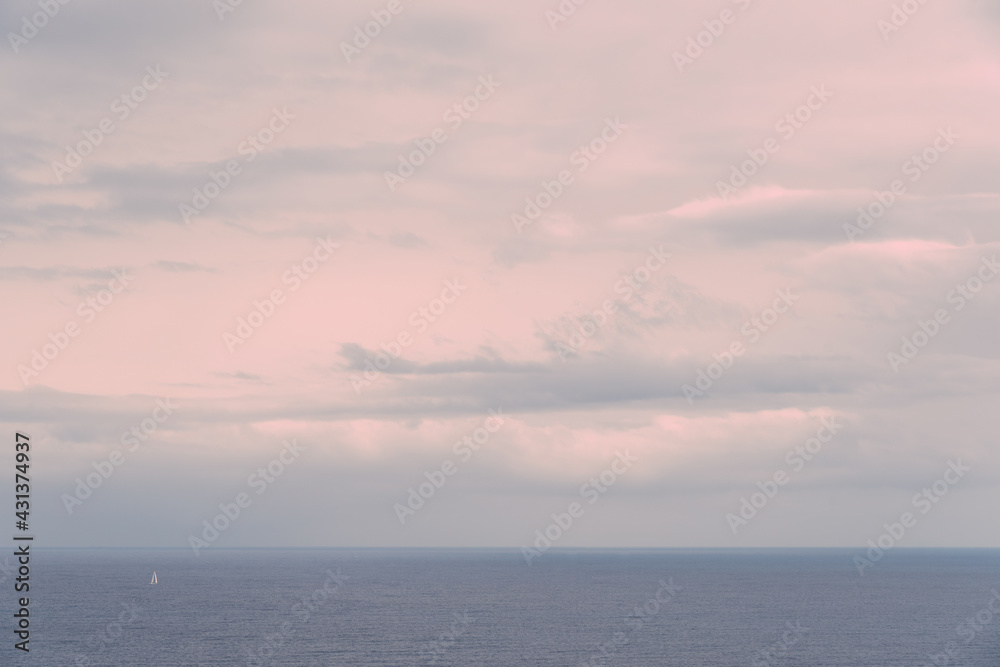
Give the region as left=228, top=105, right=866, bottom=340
left=1, top=0, right=998, bottom=548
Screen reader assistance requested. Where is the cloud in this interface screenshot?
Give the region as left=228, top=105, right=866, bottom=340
left=2, top=0, right=998, bottom=548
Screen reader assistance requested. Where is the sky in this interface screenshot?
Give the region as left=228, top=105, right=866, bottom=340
left=0, top=0, right=998, bottom=550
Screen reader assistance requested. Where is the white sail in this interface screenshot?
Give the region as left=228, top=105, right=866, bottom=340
left=150, top=572, right=158, bottom=584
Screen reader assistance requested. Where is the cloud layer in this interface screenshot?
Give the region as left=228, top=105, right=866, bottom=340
left=1, top=0, right=998, bottom=548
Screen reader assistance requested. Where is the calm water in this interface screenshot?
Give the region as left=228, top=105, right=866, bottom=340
left=6, top=548, right=999, bottom=666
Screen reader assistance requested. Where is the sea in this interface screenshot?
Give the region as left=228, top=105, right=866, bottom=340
left=6, top=548, right=999, bottom=666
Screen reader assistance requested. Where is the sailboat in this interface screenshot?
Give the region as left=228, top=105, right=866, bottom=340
left=150, top=571, right=158, bottom=585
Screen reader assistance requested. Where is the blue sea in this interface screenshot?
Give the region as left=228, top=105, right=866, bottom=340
left=7, top=548, right=999, bottom=666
